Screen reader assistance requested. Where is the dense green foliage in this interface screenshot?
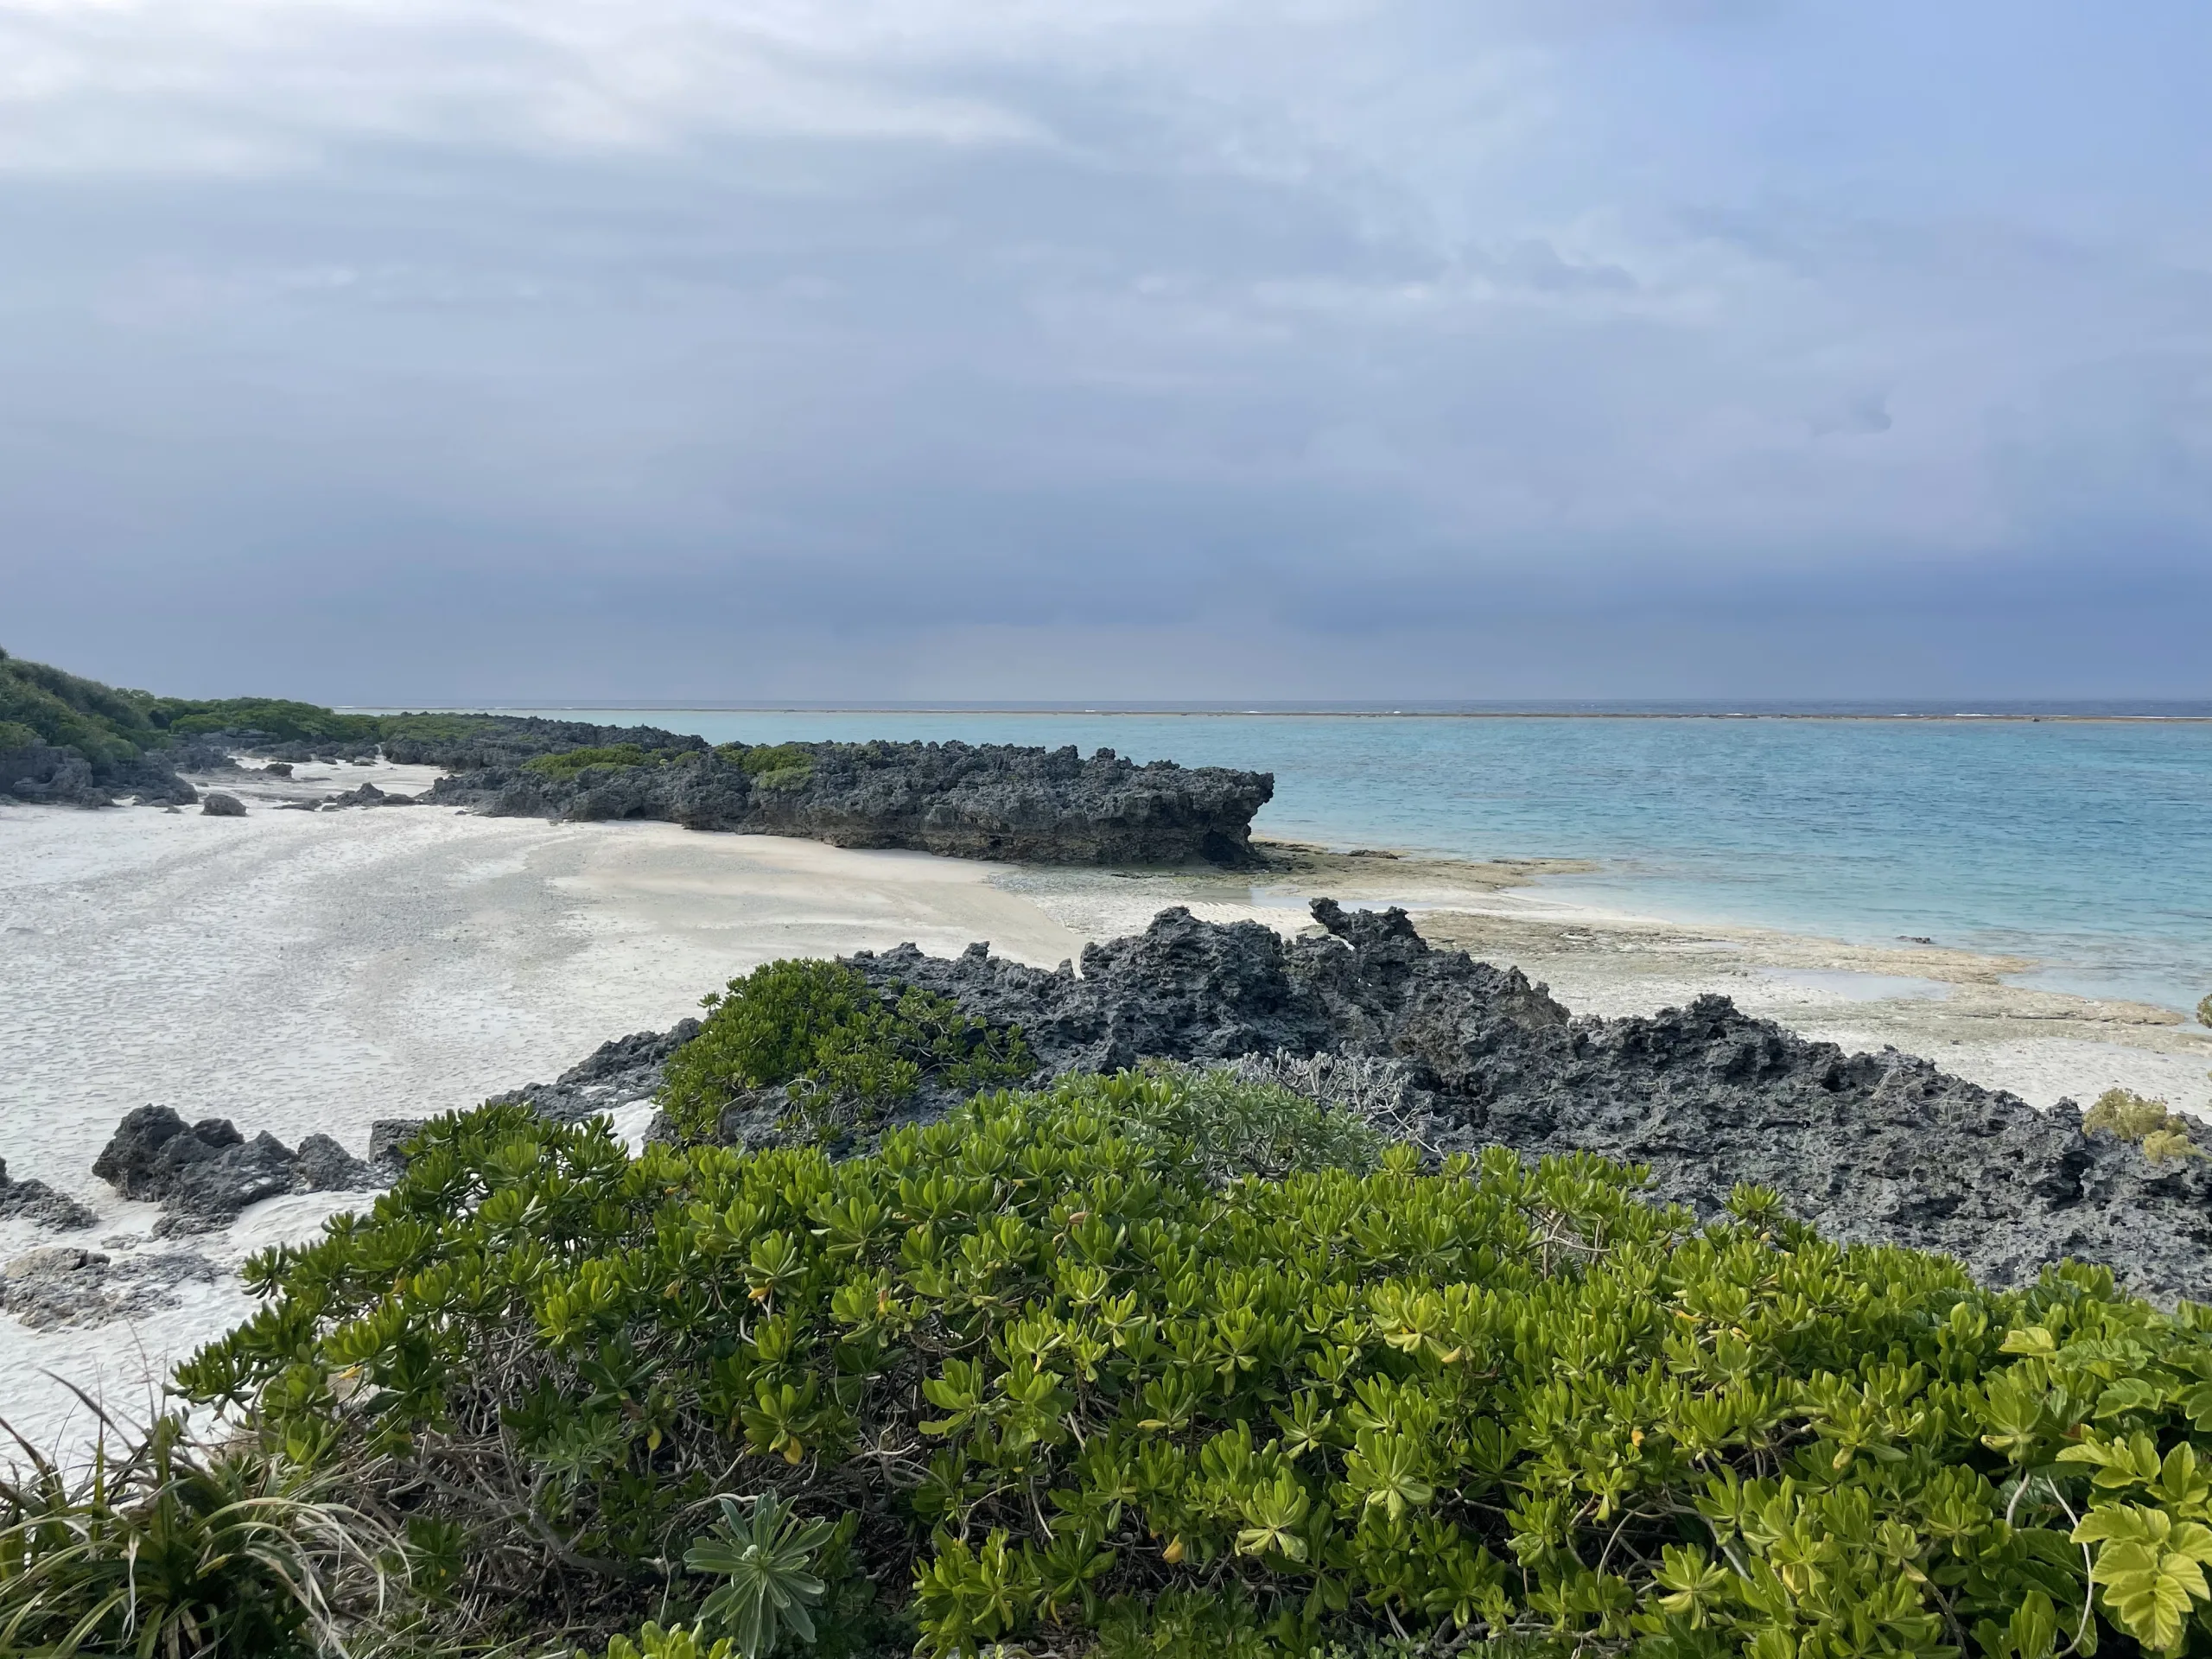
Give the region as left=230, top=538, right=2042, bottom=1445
left=172, top=1059, right=2212, bottom=1659
left=0, top=1409, right=396, bottom=1656
left=660, top=959, right=1034, bottom=1142
left=0, top=646, right=382, bottom=765
left=2085, top=1089, right=2204, bottom=1164
left=722, top=743, right=815, bottom=791
left=147, top=696, right=382, bottom=745
left=0, top=648, right=166, bottom=762
left=2198, top=994, right=2211, bottom=1032
left=524, top=744, right=672, bottom=779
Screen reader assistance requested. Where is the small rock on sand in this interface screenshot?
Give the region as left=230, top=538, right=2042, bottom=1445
left=200, top=792, right=246, bottom=817
left=92, top=1106, right=377, bottom=1236
left=0, top=1157, right=98, bottom=1230
left=0, top=1244, right=219, bottom=1331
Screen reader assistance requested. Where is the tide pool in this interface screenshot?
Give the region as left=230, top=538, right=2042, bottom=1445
left=418, top=709, right=2212, bottom=1014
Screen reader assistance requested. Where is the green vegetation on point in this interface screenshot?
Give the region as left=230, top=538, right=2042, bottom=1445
left=0, top=646, right=170, bottom=764
left=0, top=645, right=383, bottom=759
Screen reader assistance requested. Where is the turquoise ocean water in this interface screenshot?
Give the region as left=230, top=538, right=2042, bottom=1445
left=427, top=709, right=2212, bottom=1014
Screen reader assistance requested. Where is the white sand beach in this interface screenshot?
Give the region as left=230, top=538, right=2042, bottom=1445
left=3, top=771, right=2209, bottom=1457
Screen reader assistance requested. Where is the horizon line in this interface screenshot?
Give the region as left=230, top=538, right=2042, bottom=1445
left=337, top=699, right=2212, bottom=723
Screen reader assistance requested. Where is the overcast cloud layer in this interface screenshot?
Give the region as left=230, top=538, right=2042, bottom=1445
left=3, top=0, right=2208, bottom=701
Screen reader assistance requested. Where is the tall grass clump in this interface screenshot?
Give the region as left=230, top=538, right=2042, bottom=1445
left=0, top=1405, right=399, bottom=1657
left=174, top=1059, right=2212, bottom=1659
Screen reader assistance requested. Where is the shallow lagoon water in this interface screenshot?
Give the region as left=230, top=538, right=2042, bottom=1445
left=411, top=709, right=2212, bottom=1014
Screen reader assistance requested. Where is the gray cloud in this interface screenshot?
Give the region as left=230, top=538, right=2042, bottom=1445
left=0, top=0, right=2207, bottom=699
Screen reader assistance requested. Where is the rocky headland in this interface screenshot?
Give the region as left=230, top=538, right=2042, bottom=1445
left=4, top=650, right=1276, bottom=865
left=397, top=720, right=1275, bottom=866
left=16, top=899, right=2212, bottom=1359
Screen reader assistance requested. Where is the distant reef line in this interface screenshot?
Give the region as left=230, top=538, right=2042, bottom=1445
left=0, top=647, right=1274, bottom=866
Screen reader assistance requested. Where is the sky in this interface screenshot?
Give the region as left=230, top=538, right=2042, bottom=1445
left=2, top=0, right=2209, bottom=703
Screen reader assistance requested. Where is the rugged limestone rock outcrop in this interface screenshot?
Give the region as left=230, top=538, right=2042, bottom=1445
left=847, top=901, right=2212, bottom=1303
left=480, top=901, right=2212, bottom=1300
left=0, top=1157, right=99, bottom=1230
left=484, top=1020, right=702, bottom=1125
left=408, top=724, right=1274, bottom=866
left=0, top=1244, right=219, bottom=1330
left=321, top=780, right=417, bottom=808
left=92, top=1107, right=376, bottom=1235
left=1, top=741, right=199, bottom=807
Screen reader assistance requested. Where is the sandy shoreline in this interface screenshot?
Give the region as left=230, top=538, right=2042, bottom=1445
left=3, top=772, right=2209, bottom=1455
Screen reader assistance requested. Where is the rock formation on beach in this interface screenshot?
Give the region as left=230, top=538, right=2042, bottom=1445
left=480, top=1018, right=702, bottom=1127
left=0, top=1244, right=219, bottom=1331
left=0, top=740, right=200, bottom=808
left=849, top=900, right=2212, bottom=1301
left=414, top=728, right=1275, bottom=867
left=484, top=900, right=2212, bottom=1303
left=48, top=890, right=2211, bottom=1309
left=3, top=654, right=1274, bottom=863
left=92, top=1107, right=377, bottom=1236
left=0, top=1157, right=98, bottom=1231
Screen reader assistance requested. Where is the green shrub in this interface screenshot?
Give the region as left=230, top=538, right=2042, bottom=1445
left=2198, top=993, right=2212, bottom=1031
left=721, top=744, right=815, bottom=792
left=601, top=1623, right=737, bottom=1659
left=0, top=718, right=39, bottom=752
left=151, top=697, right=382, bottom=745
left=684, top=1492, right=836, bottom=1657
left=0, top=654, right=162, bottom=765
left=0, top=1408, right=397, bottom=1657
left=176, top=1061, right=2212, bottom=1659
left=523, top=744, right=662, bottom=779
left=659, top=961, right=1033, bottom=1141
left=2084, top=1087, right=2206, bottom=1163
left=0, top=650, right=388, bottom=767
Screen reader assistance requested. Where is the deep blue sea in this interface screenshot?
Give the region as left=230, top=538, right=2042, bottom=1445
left=410, top=708, right=2212, bottom=1014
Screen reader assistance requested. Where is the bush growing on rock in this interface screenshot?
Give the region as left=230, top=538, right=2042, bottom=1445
left=660, top=959, right=1033, bottom=1141
left=0, top=652, right=163, bottom=766
left=727, top=743, right=816, bottom=791
left=172, top=1064, right=2212, bottom=1659
left=149, top=696, right=383, bottom=747
left=524, top=744, right=668, bottom=780
left=2084, top=1088, right=2205, bottom=1163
